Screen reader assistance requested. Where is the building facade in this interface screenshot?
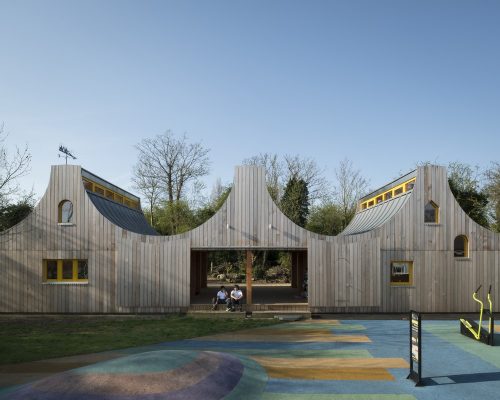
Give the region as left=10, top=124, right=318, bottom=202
left=0, top=164, right=499, bottom=313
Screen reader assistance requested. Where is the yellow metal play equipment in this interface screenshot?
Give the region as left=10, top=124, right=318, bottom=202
left=460, top=285, right=495, bottom=346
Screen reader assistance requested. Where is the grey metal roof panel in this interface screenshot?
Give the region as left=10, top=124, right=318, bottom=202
left=340, top=191, right=412, bottom=236
left=87, top=191, right=158, bottom=235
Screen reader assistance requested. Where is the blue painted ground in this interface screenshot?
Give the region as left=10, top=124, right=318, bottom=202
left=2, top=319, right=500, bottom=399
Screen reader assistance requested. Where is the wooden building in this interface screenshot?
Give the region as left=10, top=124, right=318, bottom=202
left=1, top=164, right=499, bottom=313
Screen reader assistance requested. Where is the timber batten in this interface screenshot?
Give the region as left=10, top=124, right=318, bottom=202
left=0, top=164, right=499, bottom=313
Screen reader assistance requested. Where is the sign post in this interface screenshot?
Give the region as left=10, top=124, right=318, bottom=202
left=407, top=310, right=424, bottom=386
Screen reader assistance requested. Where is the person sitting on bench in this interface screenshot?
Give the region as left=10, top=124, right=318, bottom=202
left=226, top=284, right=244, bottom=312
left=212, top=286, right=228, bottom=310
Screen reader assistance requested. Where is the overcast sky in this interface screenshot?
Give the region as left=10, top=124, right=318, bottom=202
left=1, top=0, right=499, bottom=202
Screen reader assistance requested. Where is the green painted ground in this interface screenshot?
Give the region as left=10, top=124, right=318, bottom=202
left=424, top=323, right=500, bottom=368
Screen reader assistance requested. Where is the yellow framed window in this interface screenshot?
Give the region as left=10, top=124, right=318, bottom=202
left=454, top=235, right=469, bottom=258
left=390, top=261, right=413, bottom=286
left=82, top=179, right=93, bottom=191
left=424, top=201, right=439, bottom=223
left=405, top=180, right=415, bottom=191
left=78, top=260, right=89, bottom=279
left=94, top=185, right=105, bottom=196
left=45, top=260, right=58, bottom=281
left=43, top=259, right=88, bottom=282
left=58, top=200, right=73, bottom=223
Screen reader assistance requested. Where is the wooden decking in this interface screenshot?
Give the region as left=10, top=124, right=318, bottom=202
left=188, top=302, right=311, bottom=319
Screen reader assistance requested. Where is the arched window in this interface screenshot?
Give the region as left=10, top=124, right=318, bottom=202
left=424, top=201, right=439, bottom=223
left=58, top=200, right=73, bottom=223
left=454, top=235, right=469, bottom=258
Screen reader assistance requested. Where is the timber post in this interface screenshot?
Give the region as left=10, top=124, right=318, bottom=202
left=246, top=250, right=253, bottom=310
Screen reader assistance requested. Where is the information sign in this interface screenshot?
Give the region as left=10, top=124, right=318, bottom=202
left=407, top=310, right=423, bottom=386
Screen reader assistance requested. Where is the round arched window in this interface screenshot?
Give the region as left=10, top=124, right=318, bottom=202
left=58, top=200, right=73, bottom=223
left=454, top=235, right=469, bottom=258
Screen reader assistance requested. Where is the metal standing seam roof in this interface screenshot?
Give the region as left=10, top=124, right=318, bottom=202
left=340, top=191, right=412, bottom=236
left=86, top=191, right=158, bottom=235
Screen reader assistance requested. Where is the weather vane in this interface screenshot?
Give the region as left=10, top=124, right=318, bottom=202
left=58, top=145, right=77, bottom=165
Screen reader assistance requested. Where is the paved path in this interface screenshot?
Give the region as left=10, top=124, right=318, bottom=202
left=2, top=319, right=500, bottom=399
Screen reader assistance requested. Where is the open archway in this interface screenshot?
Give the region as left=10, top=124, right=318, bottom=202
left=189, top=248, right=308, bottom=312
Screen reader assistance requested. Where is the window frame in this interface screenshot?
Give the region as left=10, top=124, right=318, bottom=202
left=58, top=200, right=74, bottom=224
left=424, top=201, right=439, bottom=224
left=43, top=259, right=88, bottom=282
left=454, top=235, right=469, bottom=258
left=390, top=261, right=414, bottom=286
left=82, top=178, right=139, bottom=209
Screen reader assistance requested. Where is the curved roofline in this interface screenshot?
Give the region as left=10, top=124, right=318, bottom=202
left=340, top=190, right=412, bottom=236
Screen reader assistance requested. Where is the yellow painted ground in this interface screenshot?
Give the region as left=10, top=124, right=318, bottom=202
left=264, top=366, right=396, bottom=381
left=251, top=357, right=409, bottom=369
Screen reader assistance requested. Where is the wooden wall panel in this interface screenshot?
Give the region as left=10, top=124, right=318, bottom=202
left=1, top=164, right=499, bottom=314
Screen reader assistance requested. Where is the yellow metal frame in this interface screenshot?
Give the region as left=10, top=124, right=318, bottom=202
left=361, top=178, right=416, bottom=211
left=82, top=177, right=139, bottom=209
left=460, top=288, right=484, bottom=340
left=390, top=260, right=413, bottom=286
left=43, top=259, right=88, bottom=282
left=488, top=291, right=493, bottom=335
left=460, top=286, right=494, bottom=340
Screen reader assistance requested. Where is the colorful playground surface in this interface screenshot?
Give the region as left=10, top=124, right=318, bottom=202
left=2, top=318, right=500, bottom=399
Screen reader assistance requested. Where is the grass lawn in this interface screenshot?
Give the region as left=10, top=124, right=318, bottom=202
left=0, top=316, right=280, bottom=365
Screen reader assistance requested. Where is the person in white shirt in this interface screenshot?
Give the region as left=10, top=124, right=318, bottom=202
left=212, top=286, right=228, bottom=310
left=227, top=284, right=244, bottom=312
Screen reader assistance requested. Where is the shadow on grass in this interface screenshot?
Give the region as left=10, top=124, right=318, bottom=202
left=425, top=372, right=500, bottom=386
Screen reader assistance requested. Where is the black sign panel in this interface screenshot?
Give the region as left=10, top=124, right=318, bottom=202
left=407, top=310, right=423, bottom=386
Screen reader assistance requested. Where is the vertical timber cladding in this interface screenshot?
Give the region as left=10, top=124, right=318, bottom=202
left=117, top=236, right=190, bottom=312
left=308, top=237, right=381, bottom=313
left=3, top=163, right=500, bottom=314
left=188, top=165, right=310, bottom=249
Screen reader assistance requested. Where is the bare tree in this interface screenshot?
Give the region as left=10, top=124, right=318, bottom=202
left=334, top=158, right=369, bottom=229
left=134, top=130, right=210, bottom=232
left=132, top=156, right=164, bottom=225
left=283, top=155, right=329, bottom=203
left=0, top=124, right=31, bottom=206
left=243, top=153, right=329, bottom=203
left=134, top=130, right=210, bottom=203
left=485, top=162, right=500, bottom=231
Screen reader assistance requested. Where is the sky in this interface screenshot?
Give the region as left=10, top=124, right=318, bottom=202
left=1, top=0, right=499, bottom=203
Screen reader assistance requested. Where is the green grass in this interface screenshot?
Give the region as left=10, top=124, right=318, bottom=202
left=0, top=316, right=280, bottom=365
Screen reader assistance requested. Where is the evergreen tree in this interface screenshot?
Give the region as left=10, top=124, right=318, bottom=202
left=306, top=202, right=344, bottom=235
left=0, top=201, right=33, bottom=232
left=280, top=176, right=309, bottom=227
left=448, top=162, right=490, bottom=228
